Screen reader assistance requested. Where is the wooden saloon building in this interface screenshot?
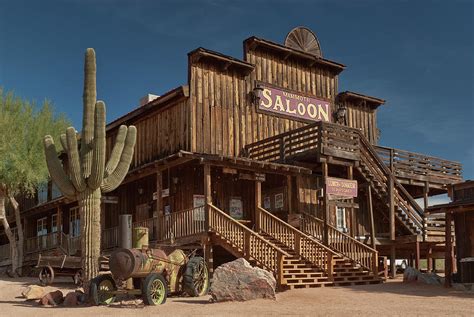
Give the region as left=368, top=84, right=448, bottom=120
left=0, top=28, right=463, bottom=289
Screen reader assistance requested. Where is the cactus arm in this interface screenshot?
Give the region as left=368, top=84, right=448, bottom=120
left=60, top=133, right=68, bottom=152
left=66, top=127, right=87, bottom=192
left=101, top=126, right=136, bottom=193
left=80, top=48, right=97, bottom=179
left=88, top=101, right=106, bottom=189
left=104, top=125, right=127, bottom=177
left=44, top=135, right=76, bottom=199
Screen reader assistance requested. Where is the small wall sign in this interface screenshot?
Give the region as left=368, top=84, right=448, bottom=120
left=326, top=177, right=358, bottom=198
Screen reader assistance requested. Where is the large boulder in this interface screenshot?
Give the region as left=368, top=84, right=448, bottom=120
left=39, top=290, right=64, bottom=306
left=403, top=267, right=419, bottom=282
left=210, top=258, right=276, bottom=302
left=418, top=272, right=442, bottom=285
left=21, top=285, right=45, bottom=300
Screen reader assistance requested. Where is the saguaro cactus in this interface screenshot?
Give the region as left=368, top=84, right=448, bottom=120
left=43, top=48, right=136, bottom=287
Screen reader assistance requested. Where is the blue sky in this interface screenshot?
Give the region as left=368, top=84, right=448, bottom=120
left=1, top=0, right=473, bottom=180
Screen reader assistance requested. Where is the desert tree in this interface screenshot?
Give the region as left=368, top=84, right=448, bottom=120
left=0, top=88, right=69, bottom=275
left=44, top=49, right=136, bottom=289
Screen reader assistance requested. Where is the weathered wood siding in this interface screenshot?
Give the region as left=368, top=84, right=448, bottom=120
left=189, top=48, right=339, bottom=157
left=106, top=99, right=190, bottom=170
left=337, top=100, right=379, bottom=144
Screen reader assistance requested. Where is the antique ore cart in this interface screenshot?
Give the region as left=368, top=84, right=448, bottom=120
left=90, top=247, right=209, bottom=305
left=37, top=254, right=82, bottom=286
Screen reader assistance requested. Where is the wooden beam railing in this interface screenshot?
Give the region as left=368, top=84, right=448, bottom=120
left=375, top=145, right=462, bottom=184
left=209, top=204, right=288, bottom=283
left=300, top=212, right=378, bottom=275
left=256, top=207, right=337, bottom=276
left=101, top=226, right=118, bottom=250
left=244, top=122, right=359, bottom=163
left=24, top=231, right=61, bottom=254
left=157, top=206, right=206, bottom=241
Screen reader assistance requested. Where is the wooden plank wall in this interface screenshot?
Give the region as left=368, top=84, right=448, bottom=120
left=338, top=100, right=378, bottom=144
left=189, top=48, right=339, bottom=156
left=105, top=99, right=190, bottom=170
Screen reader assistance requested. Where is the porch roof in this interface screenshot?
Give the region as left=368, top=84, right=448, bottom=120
left=426, top=199, right=474, bottom=214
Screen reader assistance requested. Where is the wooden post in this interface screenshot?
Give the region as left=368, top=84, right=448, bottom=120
left=445, top=212, right=453, bottom=287
left=155, top=170, right=162, bottom=240
left=367, top=185, right=376, bottom=250
left=390, top=245, right=396, bottom=279
left=322, top=162, right=329, bottom=245
left=427, top=245, right=433, bottom=273
left=255, top=181, right=262, bottom=231
left=204, top=165, right=212, bottom=231
left=389, top=177, right=395, bottom=241
left=203, top=238, right=214, bottom=280
left=347, top=165, right=355, bottom=237
left=327, top=253, right=334, bottom=281
left=423, top=182, right=429, bottom=240
left=287, top=175, right=293, bottom=214
left=415, top=241, right=420, bottom=270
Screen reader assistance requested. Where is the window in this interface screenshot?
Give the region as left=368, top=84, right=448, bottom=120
left=37, top=183, right=48, bottom=204
left=69, top=207, right=80, bottom=237
left=336, top=207, right=347, bottom=232
left=37, top=217, right=48, bottom=249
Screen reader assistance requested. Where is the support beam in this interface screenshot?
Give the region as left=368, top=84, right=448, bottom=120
left=322, top=162, right=329, bottom=245
left=367, top=186, right=376, bottom=249
left=445, top=212, right=453, bottom=288
left=390, top=245, right=396, bottom=279
left=286, top=175, right=293, bottom=214
left=415, top=241, right=420, bottom=270
left=347, top=166, right=355, bottom=237
left=427, top=245, right=433, bottom=273
left=389, top=177, right=395, bottom=241
left=423, top=181, right=429, bottom=240
left=155, top=170, right=162, bottom=240
left=204, top=165, right=212, bottom=232
left=255, top=181, right=262, bottom=230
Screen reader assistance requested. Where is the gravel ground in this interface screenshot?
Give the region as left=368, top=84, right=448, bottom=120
left=0, top=276, right=473, bottom=316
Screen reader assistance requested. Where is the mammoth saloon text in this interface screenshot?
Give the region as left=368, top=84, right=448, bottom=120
left=257, top=86, right=331, bottom=122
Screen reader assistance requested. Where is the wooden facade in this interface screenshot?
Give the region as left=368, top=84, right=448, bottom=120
left=0, top=29, right=463, bottom=288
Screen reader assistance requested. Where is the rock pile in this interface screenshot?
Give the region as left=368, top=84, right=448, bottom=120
left=403, top=267, right=443, bottom=285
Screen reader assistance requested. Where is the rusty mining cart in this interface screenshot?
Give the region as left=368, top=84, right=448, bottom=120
left=89, top=246, right=209, bottom=306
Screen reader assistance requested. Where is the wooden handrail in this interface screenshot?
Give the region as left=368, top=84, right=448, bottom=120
left=209, top=204, right=288, bottom=283
left=157, top=206, right=206, bottom=241
left=300, top=212, right=378, bottom=274
left=256, top=207, right=337, bottom=274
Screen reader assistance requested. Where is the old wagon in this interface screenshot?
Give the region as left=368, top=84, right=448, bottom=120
left=37, top=254, right=82, bottom=286
left=90, top=247, right=209, bottom=306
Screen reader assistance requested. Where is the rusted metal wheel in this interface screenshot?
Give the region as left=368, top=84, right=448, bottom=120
left=90, top=274, right=117, bottom=305
left=38, top=265, right=54, bottom=286
left=142, top=273, right=168, bottom=305
left=183, top=256, right=209, bottom=297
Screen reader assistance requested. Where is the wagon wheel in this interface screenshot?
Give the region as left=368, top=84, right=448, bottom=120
left=89, top=274, right=117, bottom=305
left=73, top=269, right=83, bottom=286
left=142, top=273, right=168, bottom=305
left=38, top=265, right=54, bottom=286
left=183, top=256, right=209, bottom=297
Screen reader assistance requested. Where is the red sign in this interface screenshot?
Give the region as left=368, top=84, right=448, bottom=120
left=257, top=85, right=331, bottom=122
left=326, top=177, right=358, bottom=198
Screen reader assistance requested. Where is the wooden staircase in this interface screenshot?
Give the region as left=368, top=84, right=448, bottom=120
left=357, top=134, right=425, bottom=235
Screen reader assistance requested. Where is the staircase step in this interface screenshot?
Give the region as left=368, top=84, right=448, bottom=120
left=286, top=281, right=334, bottom=289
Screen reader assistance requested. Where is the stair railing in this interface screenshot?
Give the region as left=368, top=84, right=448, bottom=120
left=300, top=212, right=378, bottom=275
left=256, top=207, right=337, bottom=277
left=358, top=134, right=424, bottom=233
left=208, top=204, right=289, bottom=284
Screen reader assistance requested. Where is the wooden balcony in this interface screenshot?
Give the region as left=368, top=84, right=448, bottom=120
left=243, top=121, right=462, bottom=189
left=374, top=146, right=462, bottom=189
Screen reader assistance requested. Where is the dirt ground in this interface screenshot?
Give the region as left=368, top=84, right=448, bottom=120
left=0, top=276, right=472, bottom=316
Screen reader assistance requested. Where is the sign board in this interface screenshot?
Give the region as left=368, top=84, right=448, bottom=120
left=326, top=177, right=358, bottom=198
left=229, top=197, right=243, bottom=220
left=257, top=84, right=331, bottom=123
left=239, top=172, right=266, bottom=182
left=193, top=195, right=205, bottom=221
left=275, top=193, right=284, bottom=210
left=162, top=188, right=170, bottom=198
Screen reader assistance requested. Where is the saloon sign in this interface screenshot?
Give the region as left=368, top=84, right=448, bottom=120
left=326, top=177, right=358, bottom=198
left=257, top=85, right=331, bottom=122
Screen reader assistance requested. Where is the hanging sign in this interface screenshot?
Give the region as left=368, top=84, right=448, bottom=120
left=326, top=177, right=358, bottom=198
left=229, top=197, right=243, bottom=220
left=257, top=84, right=331, bottom=122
